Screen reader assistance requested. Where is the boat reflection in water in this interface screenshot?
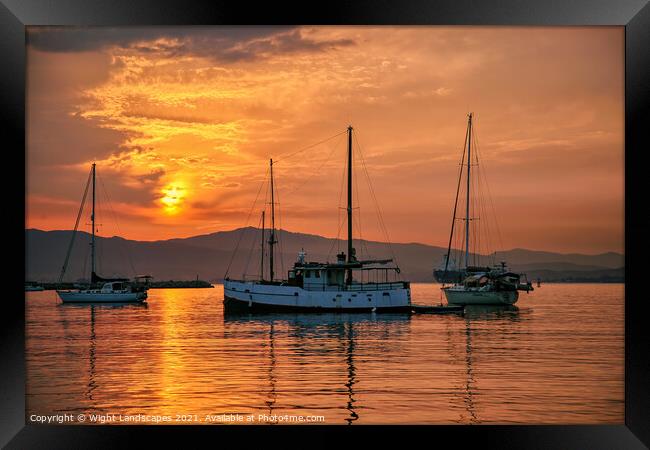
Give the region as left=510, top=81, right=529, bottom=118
left=58, top=302, right=149, bottom=408
left=28, top=284, right=622, bottom=424
left=463, top=304, right=521, bottom=319
left=448, top=304, right=523, bottom=423
left=223, top=312, right=411, bottom=424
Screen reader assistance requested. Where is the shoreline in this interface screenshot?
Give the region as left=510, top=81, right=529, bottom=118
left=32, top=280, right=215, bottom=290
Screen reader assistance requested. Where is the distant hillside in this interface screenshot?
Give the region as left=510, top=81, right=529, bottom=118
left=490, top=248, right=623, bottom=270
left=520, top=267, right=624, bottom=283
left=25, top=228, right=624, bottom=283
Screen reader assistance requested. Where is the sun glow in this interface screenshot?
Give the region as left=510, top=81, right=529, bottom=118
left=160, top=184, right=186, bottom=215
left=25, top=27, right=624, bottom=252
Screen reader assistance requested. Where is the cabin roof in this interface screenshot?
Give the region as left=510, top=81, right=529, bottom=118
left=293, top=261, right=362, bottom=270
left=292, top=260, right=398, bottom=271
left=465, top=273, right=489, bottom=281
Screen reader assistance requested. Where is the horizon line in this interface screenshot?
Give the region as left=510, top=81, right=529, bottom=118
left=25, top=227, right=624, bottom=257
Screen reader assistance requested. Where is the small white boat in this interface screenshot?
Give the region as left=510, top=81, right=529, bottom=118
left=58, top=281, right=147, bottom=303
left=444, top=288, right=518, bottom=306
left=442, top=266, right=527, bottom=306
left=55, top=163, right=149, bottom=304
left=438, top=113, right=533, bottom=306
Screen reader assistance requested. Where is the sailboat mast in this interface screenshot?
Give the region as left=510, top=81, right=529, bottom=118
left=441, top=119, right=470, bottom=283
left=346, top=125, right=353, bottom=285
left=465, top=113, right=472, bottom=268
left=91, top=162, right=96, bottom=280
left=269, top=159, right=276, bottom=281
left=58, top=167, right=92, bottom=283
left=260, top=210, right=265, bottom=281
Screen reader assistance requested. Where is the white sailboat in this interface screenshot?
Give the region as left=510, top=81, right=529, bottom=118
left=224, top=126, right=411, bottom=313
left=440, top=114, right=533, bottom=306
left=56, top=163, right=148, bottom=303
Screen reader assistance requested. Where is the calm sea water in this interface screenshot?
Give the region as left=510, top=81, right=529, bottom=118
left=26, top=283, right=623, bottom=425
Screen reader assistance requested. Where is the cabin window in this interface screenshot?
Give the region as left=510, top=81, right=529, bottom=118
left=114, top=283, right=122, bottom=290
left=305, top=271, right=311, bottom=278
left=315, top=271, right=321, bottom=278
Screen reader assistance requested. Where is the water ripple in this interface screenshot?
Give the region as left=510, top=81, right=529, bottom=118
left=26, top=283, right=623, bottom=424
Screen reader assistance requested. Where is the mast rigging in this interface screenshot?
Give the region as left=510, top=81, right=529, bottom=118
left=58, top=167, right=92, bottom=283
left=441, top=115, right=470, bottom=283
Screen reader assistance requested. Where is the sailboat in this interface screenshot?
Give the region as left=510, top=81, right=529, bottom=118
left=440, top=114, right=533, bottom=306
left=433, top=253, right=463, bottom=284
left=56, top=163, right=148, bottom=303
left=223, top=126, right=412, bottom=313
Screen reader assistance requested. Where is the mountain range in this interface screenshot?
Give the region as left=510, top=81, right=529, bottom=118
left=25, top=228, right=624, bottom=283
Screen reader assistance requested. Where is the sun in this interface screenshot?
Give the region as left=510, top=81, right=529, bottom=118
left=160, top=184, right=186, bottom=215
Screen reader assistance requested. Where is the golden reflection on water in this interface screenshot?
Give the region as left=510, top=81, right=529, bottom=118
left=25, top=284, right=624, bottom=424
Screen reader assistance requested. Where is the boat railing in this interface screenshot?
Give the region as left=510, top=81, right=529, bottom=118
left=303, top=281, right=408, bottom=292
left=227, top=277, right=408, bottom=291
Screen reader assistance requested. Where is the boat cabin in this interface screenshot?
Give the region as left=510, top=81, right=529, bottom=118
left=462, top=273, right=490, bottom=287
left=286, top=251, right=407, bottom=291
left=100, top=281, right=128, bottom=293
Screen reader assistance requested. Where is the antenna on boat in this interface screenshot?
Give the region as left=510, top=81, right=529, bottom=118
left=268, top=159, right=277, bottom=281
left=346, top=125, right=354, bottom=285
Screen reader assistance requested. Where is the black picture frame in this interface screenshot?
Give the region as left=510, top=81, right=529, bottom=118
left=3, top=0, right=649, bottom=447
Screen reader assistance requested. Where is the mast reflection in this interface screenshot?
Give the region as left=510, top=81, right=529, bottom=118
left=223, top=312, right=411, bottom=424
left=344, top=320, right=358, bottom=424
left=460, top=305, right=521, bottom=424
left=86, top=306, right=97, bottom=402
left=463, top=316, right=477, bottom=423
left=58, top=302, right=148, bottom=408
left=265, top=322, right=277, bottom=418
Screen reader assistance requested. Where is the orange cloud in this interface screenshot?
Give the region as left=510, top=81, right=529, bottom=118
left=26, top=26, right=623, bottom=254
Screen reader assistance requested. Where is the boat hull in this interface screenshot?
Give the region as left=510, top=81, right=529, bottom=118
left=57, top=290, right=147, bottom=303
left=224, top=280, right=411, bottom=313
left=443, top=288, right=518, bottom=306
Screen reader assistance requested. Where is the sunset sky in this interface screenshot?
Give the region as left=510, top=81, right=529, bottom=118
left=26, top=26, right=624, bottom=254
